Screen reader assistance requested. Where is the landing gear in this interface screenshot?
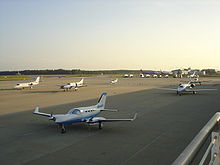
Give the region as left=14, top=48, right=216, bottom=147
left=99, top=122, right=103, bottom=129
left=177, top=91, right=181, bottom=96
left=61, top=124, right=66, bottom=133
left=193, top=91, right=197, bottom=94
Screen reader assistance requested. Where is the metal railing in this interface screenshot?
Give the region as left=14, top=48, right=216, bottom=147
left=172, top=112, right=220, bottom=165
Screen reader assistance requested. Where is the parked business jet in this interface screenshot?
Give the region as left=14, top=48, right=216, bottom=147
left=33, top=93, right=137, bottom=133
left=189, top=78, right=202, bottom=85
left=158, top=82, right=217, bottom=96
left=59, top=78, right=84, bottom=91
left=188, top=71, right=199, bottom=78
left=111, top=78, right=118, bottom=84
left=14, top=77, right=40, bottom=89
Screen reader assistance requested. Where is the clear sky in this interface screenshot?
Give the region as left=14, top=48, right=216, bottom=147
left=0, top=0, right=219, bottom=71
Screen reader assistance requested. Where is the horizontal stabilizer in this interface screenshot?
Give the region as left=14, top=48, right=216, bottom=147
left=101, top=109, right=118, bottom=112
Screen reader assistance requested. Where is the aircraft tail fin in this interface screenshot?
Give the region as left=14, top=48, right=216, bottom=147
left=96, top=92, right=107, bottom=109
left=78, top=78, right=84, bottom=85
left=80, top=78, right=84, bottom=83
left=140, top=69, right=144, bottom=74
left=35, top=77, right=40, bottom=83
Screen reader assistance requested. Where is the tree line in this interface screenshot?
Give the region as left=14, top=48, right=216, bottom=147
left=0, top=69, right=141, bottom=75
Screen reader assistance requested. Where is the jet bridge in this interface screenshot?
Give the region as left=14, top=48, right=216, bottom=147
left=172, top=112, right=220, bottom=165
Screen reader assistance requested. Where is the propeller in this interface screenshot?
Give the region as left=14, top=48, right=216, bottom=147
left=49, top=113, right=56, bottom=121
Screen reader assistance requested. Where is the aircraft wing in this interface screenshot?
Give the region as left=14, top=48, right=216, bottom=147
left=157, top=88, right=177, bottom=91
left=185, top=88, right=217, bottom=92
left=33, top=107, right=51, bottom=117
left=88, top=113, right=137, bottom=123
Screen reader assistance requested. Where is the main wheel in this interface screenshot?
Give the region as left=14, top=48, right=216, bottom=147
left=99, top=122, right=103, bottom=129
left=61, top=128, right=66, bottom=133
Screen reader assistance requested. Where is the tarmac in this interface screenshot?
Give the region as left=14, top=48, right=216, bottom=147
left=0, top=77, right=220, bottom=165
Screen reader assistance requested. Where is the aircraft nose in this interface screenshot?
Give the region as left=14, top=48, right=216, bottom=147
left=49, top=116, right=56, bottom=121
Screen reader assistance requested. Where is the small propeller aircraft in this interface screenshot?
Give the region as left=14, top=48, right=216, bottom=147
left=110, top=78, right=118, bottom=84
left=33, top=93, right=137, bottom=133
left=158, top=81, right=217, bottom=96
left=59, top=78, right=84, bottom=91
left=14, top=77, right=40, bottom=89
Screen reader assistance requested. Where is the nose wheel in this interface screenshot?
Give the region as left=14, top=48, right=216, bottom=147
left=60, top=124, right=66, bottom=133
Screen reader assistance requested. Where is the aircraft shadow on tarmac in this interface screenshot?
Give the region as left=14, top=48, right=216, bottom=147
left=25, top=90, right=60, bottom=94
left=153, top=91, right=217, bottom=96
left=0, top=88, right=17, bottom=91
left=32, top=122, right=128, bottom=134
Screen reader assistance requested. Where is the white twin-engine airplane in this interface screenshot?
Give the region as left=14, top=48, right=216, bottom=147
left=158, top=82, right=217, bottom=96
left=33, top=93, right=137, bottom=133
left=111, top=78, right=118, bottom=84
left=14, top=77, right=40, bottom=89
left=59, top=78, right=84, bottom=91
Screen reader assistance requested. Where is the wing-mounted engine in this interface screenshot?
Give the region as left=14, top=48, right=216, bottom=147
left=190, top=83, right=195, bottom=88
left=87, top=117, right=106, bottom=123
left=86, top=117, right=106, bottom=129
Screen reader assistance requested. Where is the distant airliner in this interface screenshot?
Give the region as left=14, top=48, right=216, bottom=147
left=33, top=93, right=137, bottom=133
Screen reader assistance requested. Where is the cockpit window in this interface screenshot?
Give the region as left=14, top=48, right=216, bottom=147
left=70, top=109, right=81, bottom=114
left=17, top=84, right=20, bottom=85
left=179, top=85, right=184, bottom=88
left=67, top=83, right=71, bottom=85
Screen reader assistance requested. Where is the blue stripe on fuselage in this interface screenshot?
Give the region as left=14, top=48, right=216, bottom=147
left=55, top=112, right=101, bottom=125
